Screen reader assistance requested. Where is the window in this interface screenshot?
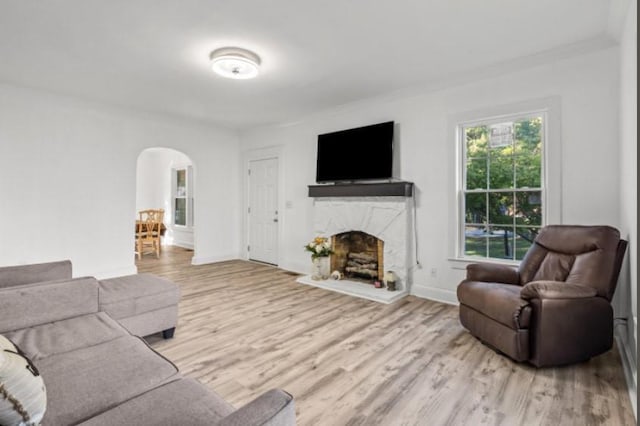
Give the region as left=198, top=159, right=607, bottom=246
left=172, top=166, right=193, bottom=228
left=459, top=112, right=545, bottom=261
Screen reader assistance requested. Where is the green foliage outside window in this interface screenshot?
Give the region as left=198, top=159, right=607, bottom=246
left=463, top=116, right=543, bottom=260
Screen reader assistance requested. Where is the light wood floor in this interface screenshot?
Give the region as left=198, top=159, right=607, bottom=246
left=139, top=246, right=635, bottom=426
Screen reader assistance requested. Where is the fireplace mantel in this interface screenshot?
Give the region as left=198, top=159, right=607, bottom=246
left=308, top=181, right=413, bottom=198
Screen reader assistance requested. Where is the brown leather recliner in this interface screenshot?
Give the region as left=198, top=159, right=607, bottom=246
left=457, top=225, right=627, bottom=367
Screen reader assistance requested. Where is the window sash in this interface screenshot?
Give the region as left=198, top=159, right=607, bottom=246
left=172, top=166, right=194, bottom=228
left=458, top=111, right=546, bottom=261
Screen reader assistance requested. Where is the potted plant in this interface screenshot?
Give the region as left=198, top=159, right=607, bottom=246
left=304, top=237, right=334, bottom=280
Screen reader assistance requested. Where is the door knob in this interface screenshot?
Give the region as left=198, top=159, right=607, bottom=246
left=273, top=218, right=279, bottom=222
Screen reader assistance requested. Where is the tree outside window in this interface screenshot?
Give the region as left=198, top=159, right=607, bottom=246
left=462, top=114, right=544, bottom=260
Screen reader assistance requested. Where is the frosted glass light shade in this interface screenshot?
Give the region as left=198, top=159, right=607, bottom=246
left=210, top=47, right=261, bottom=79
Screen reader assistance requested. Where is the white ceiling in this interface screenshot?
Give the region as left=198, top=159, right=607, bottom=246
left=0, top=0, right=621, bottom=129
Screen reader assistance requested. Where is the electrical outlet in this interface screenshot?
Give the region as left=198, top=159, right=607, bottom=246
left=430, top=268, right=437, bottom=278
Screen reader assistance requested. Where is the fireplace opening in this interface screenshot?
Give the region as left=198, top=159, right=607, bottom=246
left=331, top=231, right=384, bottom=283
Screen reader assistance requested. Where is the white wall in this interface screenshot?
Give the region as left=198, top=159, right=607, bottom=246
left=136, top=148, right=194, bottom=249
left=617, top=0, right=637, bottom=404
left=240, top=47, right=621, bottom=303
left=136, top=149, right=172, bottom=214
left=0, top=83, right=241, bottom=278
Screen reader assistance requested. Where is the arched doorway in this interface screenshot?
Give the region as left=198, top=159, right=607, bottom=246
left=136, top=148, right=195, bottom=252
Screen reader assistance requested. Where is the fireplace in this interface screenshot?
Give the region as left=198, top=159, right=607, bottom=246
left=298, top=183, right=414, bottom=303
left=331, top=231, right=384, bottom=283
left=296, top=197, right=413, bottom=303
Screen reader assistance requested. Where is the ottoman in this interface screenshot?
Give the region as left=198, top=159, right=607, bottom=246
left=98, top=273, right=180, bottom=338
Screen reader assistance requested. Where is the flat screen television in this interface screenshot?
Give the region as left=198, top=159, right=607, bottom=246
left=316, top=121, right=394, bottom=183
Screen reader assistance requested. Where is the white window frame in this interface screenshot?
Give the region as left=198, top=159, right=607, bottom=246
left=448, top=97, right=562, bottom=267
left=171, top=165, right=194, bottom=229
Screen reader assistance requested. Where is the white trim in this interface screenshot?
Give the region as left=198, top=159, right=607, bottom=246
left=261, top=38, right=611, bottom=133
left=447, top=96, right=562, bottom=263
left=410, top=284, right=459, bottom=305
left=448, top=256, right=520, bottom=270
left=615, top=324, right=637, bottom=419
left=170, top=226, right=194, bottom=233
left=191, top=253, right=240, bottom=265
left=171, top=241, right=194, bottom=250
left=280, top=261, right=310, bottom=277
left=243, top=146, right=284, bottom=266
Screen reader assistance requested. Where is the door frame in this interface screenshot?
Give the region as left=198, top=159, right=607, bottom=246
left=243, top=146, right=284, bottom=265
left=136, top=147, right=197, bottom=255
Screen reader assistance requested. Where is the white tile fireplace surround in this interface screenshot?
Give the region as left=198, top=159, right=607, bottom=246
left=297, top=195, right=413, bottom=303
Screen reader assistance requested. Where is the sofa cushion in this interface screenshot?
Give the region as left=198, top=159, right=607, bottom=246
left=98, top=274, right=180, bottom=320
left=118, top=306, right=179, bottom=337
left=0, top=277, right=99, bottom=334
left=77, top=378, right=234, bottom=426
left=457, top=281, right=531, bottom=329
left=36, top=335, right=179, bottom=425
left=217, top=389, right=296, bottom=426
left=0, top=335, right=47, bottom=426
left=0, top=260, right=71, bottom=289
left=5, top=312, right=127, bottom=361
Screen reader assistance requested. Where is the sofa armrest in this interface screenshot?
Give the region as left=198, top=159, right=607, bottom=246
left=520, top=281, right=598, bottom=300
left=0, top=260, right=72, bottom=289
left=0, top=277, right=99, bottom=333
left=466, top=263, right=519, bottom=285
left=217, top=389, right=295, bottom=426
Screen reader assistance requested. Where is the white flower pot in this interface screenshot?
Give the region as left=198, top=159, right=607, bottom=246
left=311, top=256, right=330, bottom=280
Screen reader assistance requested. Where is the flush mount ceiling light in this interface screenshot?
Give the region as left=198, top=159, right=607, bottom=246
left=209, top=47, right=261, bottom=79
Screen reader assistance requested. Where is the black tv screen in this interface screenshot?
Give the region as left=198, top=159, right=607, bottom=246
left=316, top=121, right=394, bottom=183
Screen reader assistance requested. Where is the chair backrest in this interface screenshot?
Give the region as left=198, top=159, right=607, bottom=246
left=518, top=225, right=625, bottom=300
left=138, top=209, right=164, bottom=240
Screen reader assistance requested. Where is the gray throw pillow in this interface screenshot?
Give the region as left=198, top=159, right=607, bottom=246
left=0, top=334, right=47, bottom=426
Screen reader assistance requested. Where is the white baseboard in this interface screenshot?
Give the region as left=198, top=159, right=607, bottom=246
left=410, top=284, right=459, bottom=305
left=278, top=261, right=309, bottom=276
left=615, top=324, right=637, bottom=420
left=172, top=241, right=194, bottom=250
left=191, top=253, right=239, bottom=265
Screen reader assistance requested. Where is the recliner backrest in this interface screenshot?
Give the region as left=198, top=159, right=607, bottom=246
left=518, top=225, right=622, bottom=300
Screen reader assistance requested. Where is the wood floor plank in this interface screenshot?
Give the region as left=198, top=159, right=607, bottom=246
left=139, top=246, right=635, bottom=426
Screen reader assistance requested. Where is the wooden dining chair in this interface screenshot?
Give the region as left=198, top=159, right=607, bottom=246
left=136, top=209, right=165, bottom=259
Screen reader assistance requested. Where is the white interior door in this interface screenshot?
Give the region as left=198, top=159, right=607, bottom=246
left=248, top=158, right=279, bottom=265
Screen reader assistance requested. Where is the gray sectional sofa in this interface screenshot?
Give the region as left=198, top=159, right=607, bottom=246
left=0, top=261, right=295, bottom=425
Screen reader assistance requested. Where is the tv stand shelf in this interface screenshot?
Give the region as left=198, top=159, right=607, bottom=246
left=308, top=181, right=413, bottom=198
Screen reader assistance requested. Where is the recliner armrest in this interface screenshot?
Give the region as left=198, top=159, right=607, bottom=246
left=466, top=263, right=519, bottom=285
left=217, top=389, right=295, bottom=426
left=520, top=281, right=598, bottom=300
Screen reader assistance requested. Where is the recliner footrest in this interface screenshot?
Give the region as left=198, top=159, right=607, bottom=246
left=459, top=304, right=529, bottom=362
